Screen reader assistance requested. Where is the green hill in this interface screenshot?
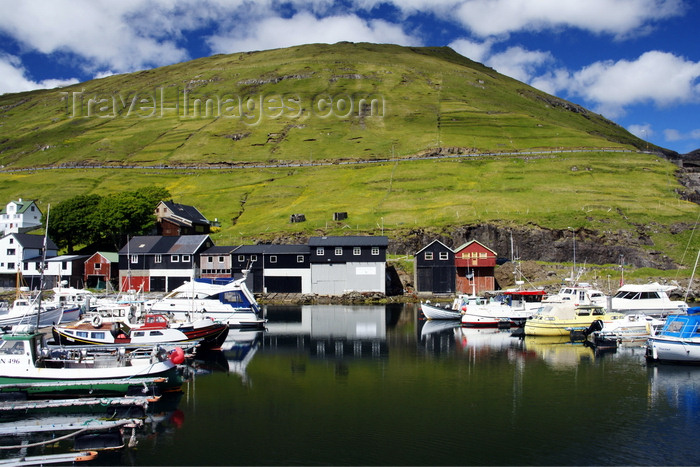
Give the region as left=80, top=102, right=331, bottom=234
left=0, top=42, right=697, bottom=271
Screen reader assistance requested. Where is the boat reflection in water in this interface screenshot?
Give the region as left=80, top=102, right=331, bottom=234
left=649, top=364, right=700, bottom=412
left=262, top=305, right=395, bottom=359
left=523, top=335, right=596, bottom=368
left=190, top=329, right=263, bottom=385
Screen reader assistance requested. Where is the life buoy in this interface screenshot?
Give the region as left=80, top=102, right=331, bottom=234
left=92, top=315, right=103, bottom=328
left=169, top=347, right=185, bottom=365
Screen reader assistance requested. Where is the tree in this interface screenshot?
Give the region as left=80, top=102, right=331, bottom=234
left=45, top=194, right=101, bottom=253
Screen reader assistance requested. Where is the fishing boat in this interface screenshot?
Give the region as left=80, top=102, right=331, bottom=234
left=460, top=289, right=546, bottom=327
left=646, top=310, right=700, bottom=363
left=51, top=312, right=229, bottom=350
left=523, top=303, right=625, bottom=337
left=0, top=297, right=64, bottom=330
left=420, top=300, right=462, bottom=320
left=611, top=282, right=688, bottom=317
left=147, top=275, right=265, bottom=328
left=0, top=325, right=184, bottom=398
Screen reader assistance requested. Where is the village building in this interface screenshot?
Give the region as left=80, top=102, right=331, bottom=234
left=118, top=235, right=214, bottom=292
left=155, top=201, right=211, bottom=236
left=231, top=244, right=311, bottom=294
left=0, top=233, right=58, bottom=288
left=308, top=236, right=388, bottom=295
left=453, top=240, right=497, bottom=295
left=0, top=199, right=42, bottom=235
left=83, top=251, right=119, bottom=290
left=414, top=240, right=455, bottom=294
left=199, top=245, right=239, bottom=280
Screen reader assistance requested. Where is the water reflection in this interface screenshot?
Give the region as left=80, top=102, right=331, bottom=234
left=261, top=305, right=393, bottom=359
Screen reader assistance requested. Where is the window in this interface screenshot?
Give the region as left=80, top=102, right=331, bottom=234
left=353, top=247, right=361, bottom=255
left=218, top=256, right=225, bottom=262
left=238, top=255, right=245, bottom=262
left=131, top=255, right=138, bottom=264
left=270, top=255, right=277, bottom=263
left=6, top=249, right=14, bottom=255
left=425, top=252, right=433, bottom=260
left=8, top=238, right=13, bottom=244
left=155, top=255, right=162, bottom=264
left=316, top=247, right=324, bottom=256
left=250, top=255, right=257, bottom=262
left=371, top=247, right=379, bottom=255
left=297, top=255, right=304, bottom=263
left=182, top=255, right=191, bottom=263
left=335, top=247, right=343, bottom=256
left=94, top=263, right=101, bottom=270
left=439, top=252, right=449, bottom=260
left=207, top=256, right=213, bottom=263
left=171, top=255, right=180, bottom=262
left=62, top=261, right=68, bottom=270
left=90, top=332, right=105, bottom=339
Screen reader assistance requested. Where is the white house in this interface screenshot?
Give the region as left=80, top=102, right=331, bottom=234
left=0, top=233, right=58, bottom=288
left=0, top=199, right=42, bottom=234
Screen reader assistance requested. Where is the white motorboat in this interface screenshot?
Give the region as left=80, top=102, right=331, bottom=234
left=542, top=283, right=608, bottom=307
left=0, top=297, right=64, bottom=330
left=587, top=313, right=664, bottom=348
left=611, top=282, right=688, bottom=317
left=420, top=300, right=462, bottom=320
left=460, top=289, right=546, bottom=327
left=646, top=311, right=700, bottom=363
left=147, top=276, right=265, bottom=328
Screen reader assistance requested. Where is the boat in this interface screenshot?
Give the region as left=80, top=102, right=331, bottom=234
left=0, top=297, right=64, bottom=330
left=459, top=289, right=546, bottom=327
left=0, top=325, right=184, bottom=398
left=523, top=303, right=625, bottom=337
left=542, top=282, right=608, bottom=307
left=611, top=282, right=688, bottom=317
left=147, top=275, right=265, bottom=328
left=586, top=313, right=664, bottom=349
left=420, top=300, right=462, bottom=320
left=646, top=310, right=700, bottom=363
left=51, top=312, right=229, bottom=350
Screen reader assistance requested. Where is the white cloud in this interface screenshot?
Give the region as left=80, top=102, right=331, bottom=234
left=485, top=46, right=552, bottom=83
left=0, top=54, right=78, bottom=94
left=450, top=0, right=685, bottom=38
left=448, top=37, right=493, bottom=63
left=628, top=123, right=654, bottom=139
left=206, top=12, right=420, bottom=54
left=532, top=51, right=700, bottom=118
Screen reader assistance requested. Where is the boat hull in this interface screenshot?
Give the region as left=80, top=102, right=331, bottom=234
left=0, top=306, right=64, bottom=329
left=420, top=302, right=461, bottom=320
left=646, top=337, right=700, bottom=363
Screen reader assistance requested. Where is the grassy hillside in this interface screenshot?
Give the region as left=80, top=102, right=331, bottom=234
left=0, top=42, right=697, bottom=268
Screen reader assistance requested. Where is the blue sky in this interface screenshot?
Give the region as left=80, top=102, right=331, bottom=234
left=0, top=0, right=698, bottom=154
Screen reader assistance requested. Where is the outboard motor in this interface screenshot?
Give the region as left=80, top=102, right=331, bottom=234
left=584, top=319, right=605, bottom=336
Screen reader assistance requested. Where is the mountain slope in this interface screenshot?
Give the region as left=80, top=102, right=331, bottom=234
left=0, top=42, right=654, bottom=168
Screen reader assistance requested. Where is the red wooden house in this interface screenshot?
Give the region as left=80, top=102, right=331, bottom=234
left=84, top=251, right=119, bottom=289
left=453, top=240, right=497, bottom=294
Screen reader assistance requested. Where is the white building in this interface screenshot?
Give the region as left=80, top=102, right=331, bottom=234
left=0, top=233, right=58, bottom=288
left=0, top=199, right=42, bottom=234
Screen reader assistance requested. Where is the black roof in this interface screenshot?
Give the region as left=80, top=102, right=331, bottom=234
left=234, top=244, right=310, bottom=255
left=308, top=236, right=388, bottom=247
left=10, top=233, right=58, bottom=250
left=120, top=235, right=211, bottom=255
left=162, top=201, right=209, bottom=225
left=202, top=245, right=240, bottom=255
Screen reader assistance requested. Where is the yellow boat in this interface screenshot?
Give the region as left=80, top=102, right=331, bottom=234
left=523, top=303, right=625, bottom=336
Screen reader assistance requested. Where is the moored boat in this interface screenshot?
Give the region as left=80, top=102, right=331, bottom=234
left=420, top=300, right=462, bottom=320
left=586, top=313, right=664, bottom=348
left=0, top=325, right=184, bottom=398
left=524, top=303, right=625, bottom=337
left=51, top=312, right=229, bottom=350
left=611, top=282, right=688, bottom=317
left=147, top=276, right=265, bottom=328
left=0, top=297, right=64, bottom=330
left=646, top=310, right=700, bottom=363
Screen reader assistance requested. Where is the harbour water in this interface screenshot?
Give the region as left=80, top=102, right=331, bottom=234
left=7, top=303, right=700, bottom=465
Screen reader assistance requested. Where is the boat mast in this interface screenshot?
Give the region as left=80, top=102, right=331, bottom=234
left=35, top=204, right=50, bottom=328
left=684, top=249, right=700, bottom=302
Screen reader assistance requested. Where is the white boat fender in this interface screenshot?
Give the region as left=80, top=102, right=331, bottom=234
left=92, top=315, right=103, bottom=328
